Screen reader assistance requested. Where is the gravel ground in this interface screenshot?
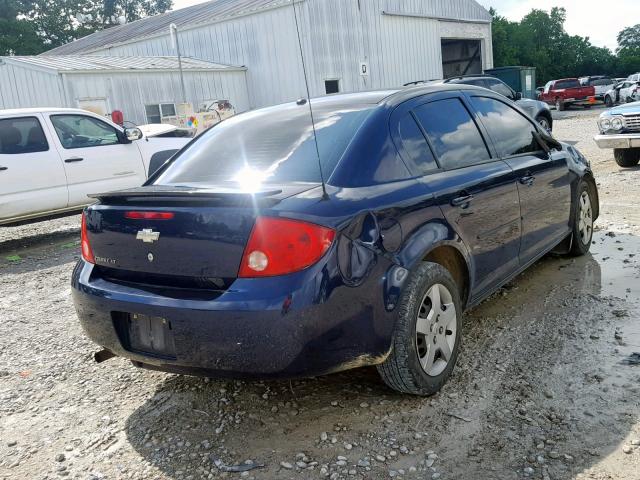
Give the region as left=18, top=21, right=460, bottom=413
left=1, top=107, right=640, bottom=480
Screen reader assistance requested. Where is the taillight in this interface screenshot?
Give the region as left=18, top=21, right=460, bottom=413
left=81, top=211, right=95, bottom=264
left=238, top=217, right=335, bottom=278
left=125, top=211, right=174, bottom=220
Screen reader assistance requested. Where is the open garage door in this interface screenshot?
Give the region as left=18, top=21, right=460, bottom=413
left=441, top=39, right=482, bottom=78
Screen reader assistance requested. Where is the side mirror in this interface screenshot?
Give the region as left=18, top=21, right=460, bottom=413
left=515, top=92, right=523, bottom=100
left=534, top=130, right=562, bottom=153
left=125, top=127, right=143, bottom=141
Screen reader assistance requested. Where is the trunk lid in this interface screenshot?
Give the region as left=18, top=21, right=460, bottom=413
left=85, top=184, right=316, bottom=280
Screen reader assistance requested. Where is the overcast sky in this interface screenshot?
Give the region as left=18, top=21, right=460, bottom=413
left=171, top=0, right=638, bottom=51
left=479, top=0, right=639, bottom=50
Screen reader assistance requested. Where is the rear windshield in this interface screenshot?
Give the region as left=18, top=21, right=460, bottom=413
left=153, top=102, right=374, bottom=187
left=554, top=80, right=581, bottom=89
left=591, top=78, right=613, bottom=86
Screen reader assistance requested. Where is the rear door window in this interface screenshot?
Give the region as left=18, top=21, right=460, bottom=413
left=412, top=98, right=491, bottom=170
left=0, top=117, right=49, bottom=154
left=395, top=113, right=438, bottom=175
left=470, top=96, right=541, bottom=158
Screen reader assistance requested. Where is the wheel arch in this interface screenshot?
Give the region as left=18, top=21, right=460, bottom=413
left=423, top=245, right=471, bottom=308
left=395, top=222, right=474, bottom=308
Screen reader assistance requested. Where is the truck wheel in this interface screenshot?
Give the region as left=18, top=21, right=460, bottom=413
left=377, top=262, right=462, bottom=396
left=555, top=98, right=565, bottom=111
left=614, top=148, right=640, bottom=168
left=605, top=95, right=613, bottom=107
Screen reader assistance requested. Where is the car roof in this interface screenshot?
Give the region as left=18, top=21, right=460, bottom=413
left=0, top=107, right=93, bottom=116
left=306, top=83, right=489, bottom=110
left=554, top=78, right=579, bottom=82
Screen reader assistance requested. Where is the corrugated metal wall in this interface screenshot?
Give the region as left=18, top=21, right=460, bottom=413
left=0, top=63, right=66, bottom=109
left=92, top=0, right=492, bottom=109
left=63, top=70, right=250, bottom=124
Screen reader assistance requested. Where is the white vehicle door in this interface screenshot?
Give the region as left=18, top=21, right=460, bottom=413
left=620, top=82, right=634, bottom=102
left=0, top=114, right=68, bottom=223
left=47, top=113, right=147, bottom=207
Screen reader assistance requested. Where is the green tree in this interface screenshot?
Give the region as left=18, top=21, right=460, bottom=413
left=617, top=24, right=640, bottom=51
left=0, top=0, right=44, bottom=54
left=0, top=0, right=173, bottom=54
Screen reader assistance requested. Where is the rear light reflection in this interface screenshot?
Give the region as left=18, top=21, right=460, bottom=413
left=81, top=212, right=95, bottom=264
left=239, top=217, right=335, bottom=278
left=125, top=211, right=175, bottom=220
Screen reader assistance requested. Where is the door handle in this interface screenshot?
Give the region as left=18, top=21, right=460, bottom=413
left=451, top=194, right=474, bottom=207
left=65, top=157, right=84, bottom=163
left=519, top=175, right=535, bottom=186
left=0, top=166, right=7, bottom=171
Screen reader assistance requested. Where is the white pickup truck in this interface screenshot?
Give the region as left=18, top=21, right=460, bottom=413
left=0, top=108, right=190, bottom=225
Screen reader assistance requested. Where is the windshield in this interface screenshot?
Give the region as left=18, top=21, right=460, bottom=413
left=153, top=102, right=374, bottom=188
left=592, top=78, right=613, bottom=86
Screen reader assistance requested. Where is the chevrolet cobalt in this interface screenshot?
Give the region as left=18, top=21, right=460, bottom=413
left=72, top=84, right=598, bottom=395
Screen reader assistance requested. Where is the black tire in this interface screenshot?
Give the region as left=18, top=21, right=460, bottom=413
left=570, top=181, right=595, bottom=256
left=377, top=262, right=462, bottom=396
left=555, top=98, right=565, bottom=111
left=614, top=148, right=640, bottom=168
left=535, top=114, right=552, bottom=132
left=605, top=95, right=614, bottom=107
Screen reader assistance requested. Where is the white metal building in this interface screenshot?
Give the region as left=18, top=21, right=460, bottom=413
left=0, top=56, right=249, bottom=124
left=40, top=0, right=493, bottom=114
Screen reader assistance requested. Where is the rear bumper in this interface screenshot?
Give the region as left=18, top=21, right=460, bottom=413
left=71, top=254, right=397, bottom=379
left=593, top=133, right=640, bottom=149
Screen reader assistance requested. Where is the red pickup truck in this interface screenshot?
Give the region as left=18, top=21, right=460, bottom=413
left=540, top=78, right=597, bottom=111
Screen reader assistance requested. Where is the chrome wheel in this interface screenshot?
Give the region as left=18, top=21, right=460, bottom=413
left=578, top=190, right=593, bottom=245
left=415, top=283, right=457, bottom=377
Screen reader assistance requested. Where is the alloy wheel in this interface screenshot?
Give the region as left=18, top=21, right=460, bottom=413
left=415, top=283, right=457, bottom=377
left=578, top=190, right=593, bottom=245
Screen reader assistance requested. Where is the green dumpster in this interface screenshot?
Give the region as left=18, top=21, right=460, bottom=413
left=484, top=66, right=537, bottom=99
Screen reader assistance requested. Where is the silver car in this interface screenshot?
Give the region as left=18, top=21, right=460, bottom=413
left=439, top=75, right=554, bottom=131
left=593, top=101, right=640, bottom=167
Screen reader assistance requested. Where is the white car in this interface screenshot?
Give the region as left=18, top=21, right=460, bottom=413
left=0, top=108, right=190, bottom=226
left=604, top=81, right=640, bottom=107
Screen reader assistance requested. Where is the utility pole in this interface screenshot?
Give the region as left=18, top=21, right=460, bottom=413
left=169, top=23, right=188, bottom=105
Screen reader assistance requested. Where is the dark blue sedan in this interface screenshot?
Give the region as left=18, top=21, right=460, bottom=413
left=72, top=84, right=598, bottom=395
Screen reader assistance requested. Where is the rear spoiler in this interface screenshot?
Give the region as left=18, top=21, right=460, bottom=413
left=89, top=186, right=283, bottom=201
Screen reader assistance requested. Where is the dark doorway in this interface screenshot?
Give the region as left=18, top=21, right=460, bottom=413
left=325, top=79, right=340, bottom=94
left=441, top=39, right=482, bottom=78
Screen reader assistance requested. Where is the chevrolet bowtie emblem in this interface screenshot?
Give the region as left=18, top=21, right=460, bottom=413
left=136, top=229, right=160, bottom=243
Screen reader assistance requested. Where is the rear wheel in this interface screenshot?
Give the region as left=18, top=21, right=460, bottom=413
left=570, top=182, right=594, bottom=256
left=605, top=95, right=614, bottom=107
left=377, top=262, right=462, bottom=396
left=614, top=148, right=640, bottom=167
